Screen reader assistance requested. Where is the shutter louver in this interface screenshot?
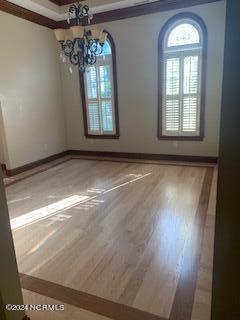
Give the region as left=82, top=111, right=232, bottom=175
left=88, top=103, right=100, bottom=132
left=166, top=99, right=180, bottom=132
left=84, top=40, right=116, bottom=135
left=102, top=100, right=113, bottom=131
left=86, top=66, right=97, bottom=99
left=182, top=56, right=199, bottom=133
left=166, top=58, right=180, bottom=95
left=182, top=97, right=197, bottom=132
left=183, top=56, right=198, bottom=95
left=164, top=58, right=180, bottom=134
left=99, top=65, right=111, bottom=98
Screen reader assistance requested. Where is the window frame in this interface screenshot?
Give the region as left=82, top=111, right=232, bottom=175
left=158, top=13, right=208, bottom=141
left=79, top=31, right=120, bottom=139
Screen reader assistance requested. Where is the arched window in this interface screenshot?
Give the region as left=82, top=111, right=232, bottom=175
left=80, top=32, right=119, bottom=139
left=158, top=14, right=207, bottom=140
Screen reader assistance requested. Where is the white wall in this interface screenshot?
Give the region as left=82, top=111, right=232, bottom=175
left=0, top=11, right=66, bottom=169
left=61, top=1, right=226, bottom=157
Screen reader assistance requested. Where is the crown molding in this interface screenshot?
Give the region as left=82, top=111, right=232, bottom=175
left=0, top=0, right=56, bottom=28
left=55, top=0, right=223, bottom=28
left=48, top=0, right=60, bottom=4
left=0, top=0, right=223, bottom=30
left=49, top=0, right=84, bottom=5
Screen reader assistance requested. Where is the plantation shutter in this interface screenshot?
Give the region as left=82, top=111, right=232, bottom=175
left=182, top=55, right=200, bottom=133
left=164, top=57, right=180, bottom=134
left=84, top=42, right=115, bottom=135
left=163, top=53, right=200, bottom=136
left=99, top=65, right=114, bottom=132
left=86, top=66, right=101, bottom=133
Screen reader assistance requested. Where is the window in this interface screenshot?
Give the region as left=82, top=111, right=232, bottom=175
left=80, top=32, right=119, bottom=139
left=158, top=14, right=207, bottom=140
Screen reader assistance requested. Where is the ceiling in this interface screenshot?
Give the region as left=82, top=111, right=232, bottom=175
left=7, top=0, right=158, bottom=21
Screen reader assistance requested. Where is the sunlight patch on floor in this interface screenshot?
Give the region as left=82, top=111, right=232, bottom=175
left=10, top=195, right=89, bottom=230
left=10, top=172, right=152, bottom=231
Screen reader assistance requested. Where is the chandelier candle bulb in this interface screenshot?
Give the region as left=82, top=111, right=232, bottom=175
left=70, top=26, right=84, bottom=39
left=54, top=29, right=66, bottom=42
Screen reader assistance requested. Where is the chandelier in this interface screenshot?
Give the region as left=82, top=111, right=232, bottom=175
left=54, top=2, right=108, bottom=72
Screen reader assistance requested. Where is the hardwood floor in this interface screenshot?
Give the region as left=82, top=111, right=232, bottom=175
left=191, top=168, right=217, bottom=320
left=22, top=289, right=112, bottom=320
left=5, top=158, right=215, bottom=320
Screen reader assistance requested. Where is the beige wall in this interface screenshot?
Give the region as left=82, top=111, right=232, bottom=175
left=0, top=1, right=226, bottom=167
left=0, top=11, right=66, bottom=169
left=61, top=1, right=226, bottom=157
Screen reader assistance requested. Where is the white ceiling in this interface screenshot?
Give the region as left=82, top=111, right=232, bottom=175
left=8, top=0, right=160, bottom=21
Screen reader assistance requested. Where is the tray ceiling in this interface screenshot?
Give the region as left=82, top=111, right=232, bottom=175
left=7, top=0, right=156, bottom=21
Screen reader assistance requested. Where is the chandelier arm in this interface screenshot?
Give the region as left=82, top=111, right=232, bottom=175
left=81, top=5, right=90, bottom=17
left=96, top=44, right=104, bottom=56
left=88, top=52, right=97, bottom=65
left=68, top=2, right=91, bottom=25
left=60, top=40, right=75, bottom=57
left=88, top=40, right=104, bottom=56
left=69, top=38, right=83, bottom=66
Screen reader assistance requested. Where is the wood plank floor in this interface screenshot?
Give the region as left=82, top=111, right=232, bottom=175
left=22, top=289, right=113, bottom=320
left=5, top=159, right=215, bottom=320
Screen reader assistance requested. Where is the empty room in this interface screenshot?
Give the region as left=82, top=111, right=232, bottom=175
left=0, top=0, right=239, bottom=320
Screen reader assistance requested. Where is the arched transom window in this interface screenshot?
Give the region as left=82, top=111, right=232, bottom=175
left=158, top=15, right=207, bottom=140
